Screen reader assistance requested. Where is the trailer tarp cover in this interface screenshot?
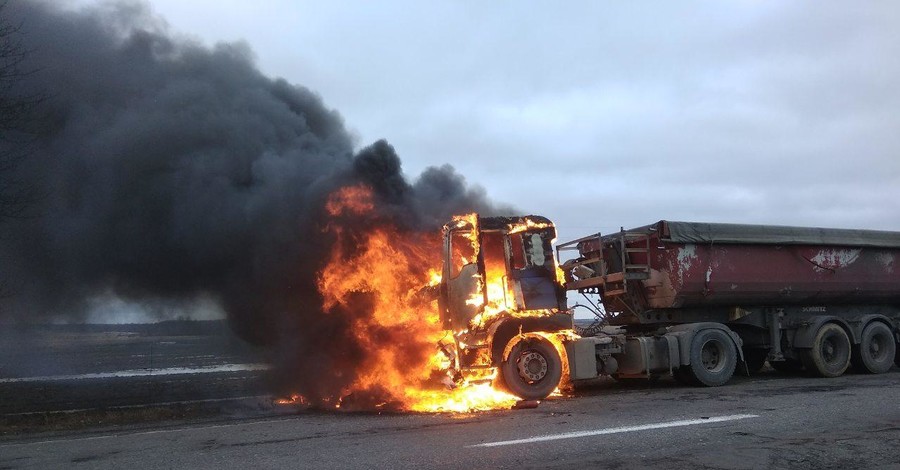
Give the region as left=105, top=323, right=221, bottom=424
left=662, top=221, right=900, bottom=248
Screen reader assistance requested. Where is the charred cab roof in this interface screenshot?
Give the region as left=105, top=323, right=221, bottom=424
left=479, top=215, right=554, bottom=232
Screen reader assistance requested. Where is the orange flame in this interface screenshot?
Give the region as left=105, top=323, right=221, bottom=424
left=325, top=184, right=375, bottom=217
left=296, top=186, right=523, bottom=412
left=282, top=188, right=574, bottom=413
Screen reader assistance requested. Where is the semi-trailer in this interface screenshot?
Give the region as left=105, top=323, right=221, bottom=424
left=437, top=215, right=900, bottom=400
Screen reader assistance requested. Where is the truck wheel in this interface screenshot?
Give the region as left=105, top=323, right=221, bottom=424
left=738, top=348, right=768, bottom=376
left=851, top=322, right=895, bottom=374
left=800, top=323, right=851, bottom=378
left=684, top=329, right=737, bottom=387
left=500, top=337, right=562, bottom=400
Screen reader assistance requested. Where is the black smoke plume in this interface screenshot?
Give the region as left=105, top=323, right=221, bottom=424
left=0, top=0, right=507, bottom=398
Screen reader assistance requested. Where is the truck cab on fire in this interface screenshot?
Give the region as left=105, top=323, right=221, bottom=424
left=437, top=214, right=571, bottom=399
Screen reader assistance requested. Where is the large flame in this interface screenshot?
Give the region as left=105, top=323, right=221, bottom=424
left=280, top=184, right=571, bottom=413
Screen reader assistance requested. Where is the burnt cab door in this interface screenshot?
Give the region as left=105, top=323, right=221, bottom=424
left=439, top=222, right=486, bottom=330
left=505, top=229, right=565, bottom=311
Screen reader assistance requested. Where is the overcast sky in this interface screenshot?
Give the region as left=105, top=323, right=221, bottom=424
left=71, top=1, right=900, bottom=243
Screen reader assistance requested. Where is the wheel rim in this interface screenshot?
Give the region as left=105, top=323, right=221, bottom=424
left=516, top=349, right=549, bottom=383
left=821, top=337, right=837, bottom=363
left=701, top=340, right=726, bottom=373
left=867, top=331, right=889, bottom=362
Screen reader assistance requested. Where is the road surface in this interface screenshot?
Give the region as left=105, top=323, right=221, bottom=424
left=0, top=323, right=267, bottom=415
left=2, top=369, right=899, bottom=469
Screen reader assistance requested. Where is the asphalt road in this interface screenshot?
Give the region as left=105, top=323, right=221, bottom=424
left=2, top=369, right=899, bottom=469
left=0, top=324, right=267, bottom=414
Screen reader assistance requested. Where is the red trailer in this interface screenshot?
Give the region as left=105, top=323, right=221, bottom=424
left=558, top=221, right=900, bottom=387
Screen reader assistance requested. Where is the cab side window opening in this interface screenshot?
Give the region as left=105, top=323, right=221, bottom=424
left=449, top=230, right=476, bottom=279
left=509, top=233, right=526, bottom=270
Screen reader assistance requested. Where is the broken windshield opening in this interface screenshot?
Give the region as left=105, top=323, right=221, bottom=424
left=509, top=230, right=554, bottom=272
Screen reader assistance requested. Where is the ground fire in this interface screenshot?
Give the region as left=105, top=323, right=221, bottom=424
left=277, top=184, right=575, bottom=412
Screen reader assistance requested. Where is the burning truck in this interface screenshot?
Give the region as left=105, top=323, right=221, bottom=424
left=436, top=214, right=573, bottom=400
left=435, top=214, right=900, bottom=402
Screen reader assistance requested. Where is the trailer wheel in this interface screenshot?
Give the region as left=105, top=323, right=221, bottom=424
left=800, top=323, right=851, bottom=378
left=500, top=337, right=562, bottom=400
left=684, top=329, right=737, bottom=387
left=851, top=322, right=895, bottom=374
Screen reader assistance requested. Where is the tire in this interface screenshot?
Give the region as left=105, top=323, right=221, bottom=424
left=739, top=348, right=769, bottom=376
left=500, top=337, right=562, bottom=400
left=770, top=359, right=804, bottom=373
left=799, top=323, right=851, bottom=378
left=851, top=322, right=895, bottom=374
left=684, top=329, right=738, bottom=387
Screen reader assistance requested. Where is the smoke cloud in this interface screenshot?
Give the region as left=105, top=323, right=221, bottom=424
left=0, top=0, right=505, bottom=366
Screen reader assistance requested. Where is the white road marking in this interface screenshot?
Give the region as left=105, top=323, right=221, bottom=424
left=0, top=363, right=270, bottom=383
left=468, top=414, right=759, bottom=448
